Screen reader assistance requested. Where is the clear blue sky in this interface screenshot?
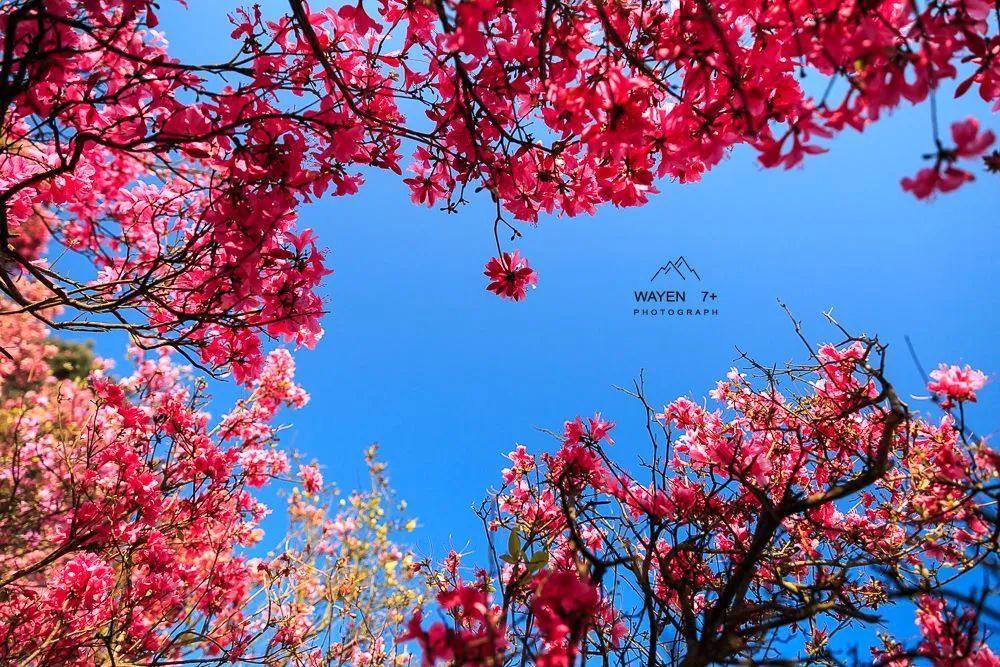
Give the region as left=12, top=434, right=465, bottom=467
left=120, top=0, right=1000, bottom=627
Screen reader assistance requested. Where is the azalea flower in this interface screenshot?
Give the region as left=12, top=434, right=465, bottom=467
left=928, top=363, right=988, bottom=407
left=484, top=250, right=538, bottom=301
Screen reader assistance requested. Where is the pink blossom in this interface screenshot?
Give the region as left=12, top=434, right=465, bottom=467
left=952, top=117, right=996, bottom=157
left=299, top=464, right=324, bottom=495
left=928, top=363, right=988, bottom=406
left=484, top=251, right=537, bottom=301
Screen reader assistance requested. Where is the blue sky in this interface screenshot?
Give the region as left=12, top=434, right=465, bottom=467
left=103, top=0, right=1000, bottom=643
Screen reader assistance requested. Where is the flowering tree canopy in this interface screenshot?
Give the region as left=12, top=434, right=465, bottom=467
left=407, top=324, right=999, bottom=665
left=1, top=1, right=998, bottom=665
left=0, top=293, right=424, bottom=666
left=1, top=0, right=998, bottom=382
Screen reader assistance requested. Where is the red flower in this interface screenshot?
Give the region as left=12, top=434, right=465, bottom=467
left=530, top=571, right=600, bottom=652
left=484, top=250, right=538, bottom=301
left=951, top=117, right=996, bottom=158
left=902, top=118, right=995, bottom=199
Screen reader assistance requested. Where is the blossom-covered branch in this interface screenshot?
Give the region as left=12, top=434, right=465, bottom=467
left=0, top=290, right=424, bottom=665
left=409, top=324, right=998, bottom=665
left=2, top=0, right=998, bottom=383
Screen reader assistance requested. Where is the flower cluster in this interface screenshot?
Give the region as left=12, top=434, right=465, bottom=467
left=3, top=0, right=998, bottom=349
left=0, top=292, right=422, bottom=666
left=408, top=335, right=998, bottom=664
left=404, top=585, right=506, bottom=666
left=902, top=118, right=997, bottom=198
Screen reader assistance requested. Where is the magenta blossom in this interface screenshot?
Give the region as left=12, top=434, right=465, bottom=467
left=484, top=251, right=538, bottom=301
left=928, top=364, right=988, bottom=407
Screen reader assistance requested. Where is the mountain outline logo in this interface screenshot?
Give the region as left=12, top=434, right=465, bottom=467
left=650, top=256, right=701, bottom=282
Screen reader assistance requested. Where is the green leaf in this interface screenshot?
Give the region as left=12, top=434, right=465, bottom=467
left=527, top=550, right=549, bottom=571
left=507, top=530, right=521, bottom=559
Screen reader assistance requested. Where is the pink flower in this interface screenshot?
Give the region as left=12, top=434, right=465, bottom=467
left=403, top=586, right=506, bottom=666
left=928, top=364, right=988, bottom=406
left=588, top=413, right=616, bottom=445
left=562, top=413, right=615, bottom=446
left=298, top=464, right=324, bottom=495
left=49, top=553, right=114, bottom=610
left=901, top=166, right=974, bottom=199
left=951, top=117, right=996, bottom=158
left=901, top=167, right=941, bottom=199
left=914, top=596, right=999, bottom=664
left=530, top=570, right=600, bottom=648
left=337, top=0, right=382, bottom=35
left=502, top=445, right=536, bottom=483
left=562, top=417, right=586, bottom=445
left=902, top=118, right=995, bottom=199
left=484, top=251, right=537, bottom=301
left=9, top=208, right=52, bottom=262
